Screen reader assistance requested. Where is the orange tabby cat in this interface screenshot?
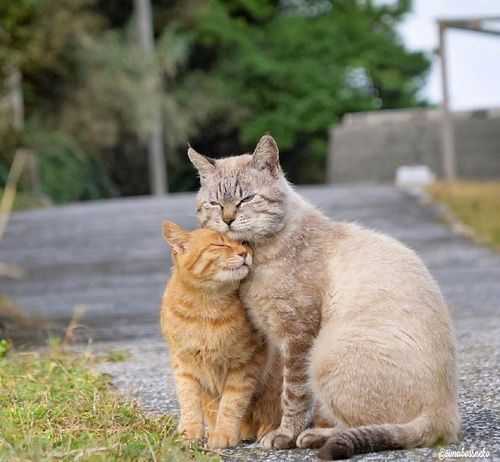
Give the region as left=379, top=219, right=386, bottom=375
left=160, top=221, right=281, bottom=449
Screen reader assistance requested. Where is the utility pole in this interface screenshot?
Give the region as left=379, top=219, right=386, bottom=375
left=437, top=16, right=500, bottom=181
left=7, top=67, right=24, bottom=131
left=135, top=0, right=168, bottom=195
left=437, top=21, right=457, bottom=181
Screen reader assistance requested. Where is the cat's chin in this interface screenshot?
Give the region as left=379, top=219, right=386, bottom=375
left=214, top=266, right=249, bottom=283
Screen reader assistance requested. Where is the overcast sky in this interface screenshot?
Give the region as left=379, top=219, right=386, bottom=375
left=397, top=0, right=500, bottom=110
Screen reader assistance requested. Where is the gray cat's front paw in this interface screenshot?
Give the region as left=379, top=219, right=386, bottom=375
left=260, top=428, right=296, bottom=449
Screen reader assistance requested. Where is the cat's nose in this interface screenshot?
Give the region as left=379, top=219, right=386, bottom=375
left=222, top=204, right=237, bottom=225
left=237, top=249, right=247, bottom=257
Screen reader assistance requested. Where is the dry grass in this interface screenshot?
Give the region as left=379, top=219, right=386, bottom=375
left=0, top=296, right=50, bottom=346
left=0, top=347, right=220, bottom=462
left=428, top=181, right=500, bottom=250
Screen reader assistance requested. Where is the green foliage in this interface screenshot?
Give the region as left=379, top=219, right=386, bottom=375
left=194, top=0, right=430, bottom=182
left=0, top=0, right=430, bottom=198
left=0, top=0, right=101, bottom=84
left=0, top=163, right=8, bottom=185
left=0, top=0, right=38, bottom=76
left=0, top=339, right=11, bottom=358
left=1, top=1, right=217, bottom=198
left=63, top=24, right=198, bottom=151
left=0, top=0, right=105, bottom=197
left=25, top=129, right=113, bottom=203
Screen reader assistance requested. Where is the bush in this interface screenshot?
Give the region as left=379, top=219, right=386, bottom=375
left=26, top=130, right=113, bottom=204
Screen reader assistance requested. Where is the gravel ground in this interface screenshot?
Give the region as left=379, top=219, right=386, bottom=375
left=2, top=185, right=499, bottom=461
left=95, top=316, right=500, bottom=462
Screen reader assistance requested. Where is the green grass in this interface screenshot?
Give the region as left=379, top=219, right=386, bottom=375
left=428, top=181, right=500, bottom=250
left=0, top=348, right=220, bottom=462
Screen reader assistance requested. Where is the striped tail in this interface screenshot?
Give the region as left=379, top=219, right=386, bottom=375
left=318, top=416, right=433, bottom=460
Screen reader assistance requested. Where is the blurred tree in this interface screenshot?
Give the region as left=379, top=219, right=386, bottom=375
left=0, top=0, right=430, bottom=201
left=0, top=0, right=107, bottom=199
left=0, top=0, right=102, bottom=117
left=58, top=21, right=231, bottom=195
left=191, top=0, right=429, bottom=183
left=0, top=0, right=222, bottom=198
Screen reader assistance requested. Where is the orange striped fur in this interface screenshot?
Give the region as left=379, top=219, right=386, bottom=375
left=160, top=222, right=281, bottom=449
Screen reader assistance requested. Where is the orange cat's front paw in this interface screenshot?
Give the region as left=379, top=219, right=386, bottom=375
left=207, top=431, right=240, bottom=449
left=178, top=422, right=204, bottom=442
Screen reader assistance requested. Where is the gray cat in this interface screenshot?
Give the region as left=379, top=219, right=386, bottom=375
left=188, top=135, right=461, bottom=459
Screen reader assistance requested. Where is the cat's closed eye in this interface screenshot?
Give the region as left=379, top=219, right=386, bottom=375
left=238, top=194, right=256, bottom=205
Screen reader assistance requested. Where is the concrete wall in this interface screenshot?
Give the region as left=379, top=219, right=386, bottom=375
left=328, top=108, right=500, bottom=182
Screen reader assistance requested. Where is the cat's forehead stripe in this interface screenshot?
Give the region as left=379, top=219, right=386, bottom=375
left=214, top=174, right=246, bottom=202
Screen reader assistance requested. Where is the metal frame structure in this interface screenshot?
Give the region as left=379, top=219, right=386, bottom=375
left=437, top=16, right=500, bottom=180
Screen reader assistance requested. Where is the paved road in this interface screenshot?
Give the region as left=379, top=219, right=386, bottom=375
left=1, top=185, right=499, bottom=461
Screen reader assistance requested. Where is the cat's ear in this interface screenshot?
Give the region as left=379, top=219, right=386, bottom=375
left=162, top=221, right=189, bottom=254
left=252, top=134, right=280, bottom=176
left=187, top=145, right=216, bottom=182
